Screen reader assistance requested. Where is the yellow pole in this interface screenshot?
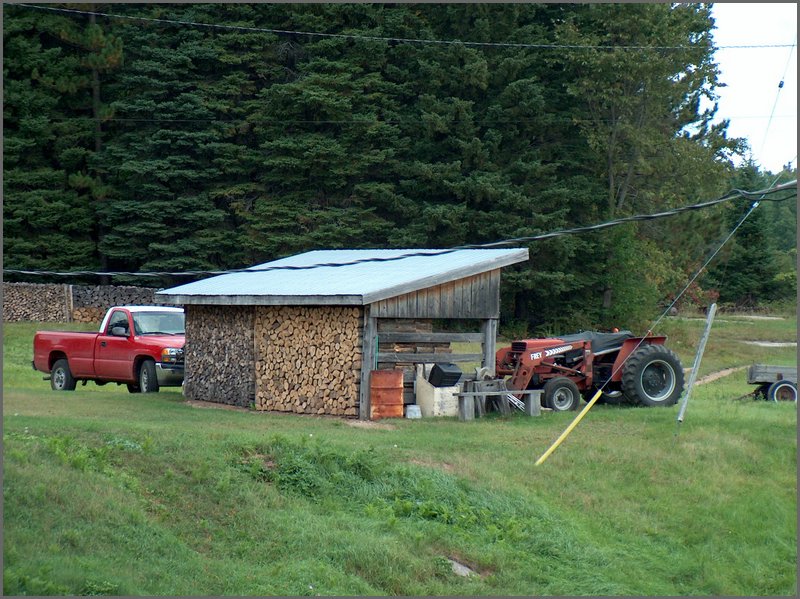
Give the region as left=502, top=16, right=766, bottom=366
left=535, top=388, right=604, bottom=466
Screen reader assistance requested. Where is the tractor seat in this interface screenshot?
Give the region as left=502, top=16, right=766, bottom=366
left=558, top=330, right=634, bottom=354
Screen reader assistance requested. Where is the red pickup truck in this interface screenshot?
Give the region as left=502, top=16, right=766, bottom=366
left=33, top=306, right=185, bottom=393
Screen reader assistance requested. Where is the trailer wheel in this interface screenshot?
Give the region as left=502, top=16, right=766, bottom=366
left=543, top=377, right=581, bottom=411
left=622, top=345, right=684, bottom=407
left=51, top=359, right=77, bottom=391
left=767, top=380, right=797, bottom=402
left=138, top=359, right=160, bottom=393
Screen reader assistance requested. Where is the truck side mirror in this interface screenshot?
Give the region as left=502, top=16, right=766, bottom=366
left=111, top=326, right=128, bottom=337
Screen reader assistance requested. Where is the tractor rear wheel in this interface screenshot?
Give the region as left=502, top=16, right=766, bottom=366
left=543, top=377, right=581, bottom=411
left=622, top=345, right=684, bottom=407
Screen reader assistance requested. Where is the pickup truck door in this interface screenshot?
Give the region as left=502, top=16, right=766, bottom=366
left=94, top=309, right=136, bottom=381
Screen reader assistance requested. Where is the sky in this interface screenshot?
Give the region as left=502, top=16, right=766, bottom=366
left=710, top=3, right=797, bottom=173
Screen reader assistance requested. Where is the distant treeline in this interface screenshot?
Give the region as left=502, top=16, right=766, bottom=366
left=3, top=3, right=796, bottom=332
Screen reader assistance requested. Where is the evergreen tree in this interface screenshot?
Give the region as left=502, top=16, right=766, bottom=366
left=3, top=4, right=120, bottom=280
left=93, top=4, right=242, bottom=286
left=703, top=161, right=785, bottom=306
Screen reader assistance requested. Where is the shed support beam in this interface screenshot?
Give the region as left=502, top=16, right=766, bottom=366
left=359, top=310, right=378, bottom=420
left=481, top=318, right=497, bottom=376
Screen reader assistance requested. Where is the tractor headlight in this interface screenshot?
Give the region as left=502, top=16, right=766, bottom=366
left=161, top=347, right=183, bottom=364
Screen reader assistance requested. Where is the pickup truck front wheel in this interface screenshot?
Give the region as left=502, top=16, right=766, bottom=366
left=138, top=359, right=160, bottom=393
left=51, top=359, right=77, bottom=391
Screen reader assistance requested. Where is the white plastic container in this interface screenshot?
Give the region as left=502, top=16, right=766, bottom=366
left=414, top=365, right=460, bottom=417
left=405, top=404, right=422, bottom=419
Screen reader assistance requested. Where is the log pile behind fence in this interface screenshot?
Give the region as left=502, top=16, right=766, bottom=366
left=377, top=319, right=451, bottom=403
left=2, top=283, right=71, bottom=322
left=3, top=282, right=176, bottom=322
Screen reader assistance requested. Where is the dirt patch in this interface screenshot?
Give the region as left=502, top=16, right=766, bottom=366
left=739, top=341, right=797, bottom=347
left=695, top=366, right=747, bottom=386
left=184, top=399, right=252, bottom=412
left=344, top=419, right=397, bottom=431
left=731, top=315, right=786, bottom=321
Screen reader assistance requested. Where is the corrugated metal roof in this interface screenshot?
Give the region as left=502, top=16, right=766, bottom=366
left=156, top=248, right=528, bottom=306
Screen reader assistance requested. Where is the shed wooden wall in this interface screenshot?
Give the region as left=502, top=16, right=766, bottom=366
left=370, top=270, right=501, bottom=319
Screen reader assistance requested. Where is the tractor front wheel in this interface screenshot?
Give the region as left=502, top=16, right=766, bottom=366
left=622, top=345, right=684, bottom=407
left=543, top=377, right=581, bottom=412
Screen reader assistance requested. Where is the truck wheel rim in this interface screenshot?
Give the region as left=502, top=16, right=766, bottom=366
left=53, top=368, right=65, bottom=388
left=552, top=388, right=574, bottom=410
left=141, top=369, right=149, bottom=391
left=640, top=360, right=675, bottom=401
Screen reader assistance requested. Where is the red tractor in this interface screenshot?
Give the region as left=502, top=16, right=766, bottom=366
left=495, top=330, right=684, bottom=411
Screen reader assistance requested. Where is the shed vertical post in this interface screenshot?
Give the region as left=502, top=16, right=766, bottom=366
left=481, top=318, right=497, bottom=376
left=359, top=308, right=378, bottom=420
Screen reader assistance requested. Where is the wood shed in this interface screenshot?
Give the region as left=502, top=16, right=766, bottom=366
left=156, top=248, right=528, bottom=419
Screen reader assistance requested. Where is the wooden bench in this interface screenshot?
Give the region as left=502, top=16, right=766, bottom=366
left=456, top=379, right=542, bottom=420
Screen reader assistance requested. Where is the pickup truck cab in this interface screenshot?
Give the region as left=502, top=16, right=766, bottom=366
left=33, top=306, right=185, bottom=393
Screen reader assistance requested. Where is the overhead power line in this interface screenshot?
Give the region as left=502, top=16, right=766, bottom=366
left=8, top=3, right=796, bottom=51
left=3, top=181, right=795, bottom=280
left=17, top=114, right=798, bottom=126
left=757, top=35, right=797, bottom=160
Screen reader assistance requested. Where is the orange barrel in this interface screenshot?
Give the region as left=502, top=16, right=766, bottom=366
left=370, top=369, right=404, bottom=420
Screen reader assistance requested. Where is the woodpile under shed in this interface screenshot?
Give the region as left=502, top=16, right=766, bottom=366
left=254, top=306, right=362, bottom=417
left=183, top=305, right=256, bottom=407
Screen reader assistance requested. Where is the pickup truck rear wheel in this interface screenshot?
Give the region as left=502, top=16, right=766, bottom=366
left=51, top=359, right=77, bottom=391
left=139, top=359, right=160, bottom=393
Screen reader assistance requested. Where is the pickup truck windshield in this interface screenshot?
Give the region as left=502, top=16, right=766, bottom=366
left=132, top=312, right=185, bottom=335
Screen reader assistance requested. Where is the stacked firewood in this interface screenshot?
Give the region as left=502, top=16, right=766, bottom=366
left=2, top=283, right=70, bottom=322
left=183, top=305, right=256, bottom=407
left=71, top=285, right=161, bottom=308
left=71, top=307, right=107, bottom=323
left=254, top=305, right=362, bottom=417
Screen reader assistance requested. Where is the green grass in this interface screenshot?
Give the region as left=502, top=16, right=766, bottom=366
left=3, top=316, right=797, bottom=596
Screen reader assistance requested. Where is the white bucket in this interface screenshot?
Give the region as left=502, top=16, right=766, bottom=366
left=405, top=404, right=422, bottom=419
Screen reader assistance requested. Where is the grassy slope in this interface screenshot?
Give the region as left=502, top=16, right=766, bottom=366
left=3, top=316, right=797, bottom=596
